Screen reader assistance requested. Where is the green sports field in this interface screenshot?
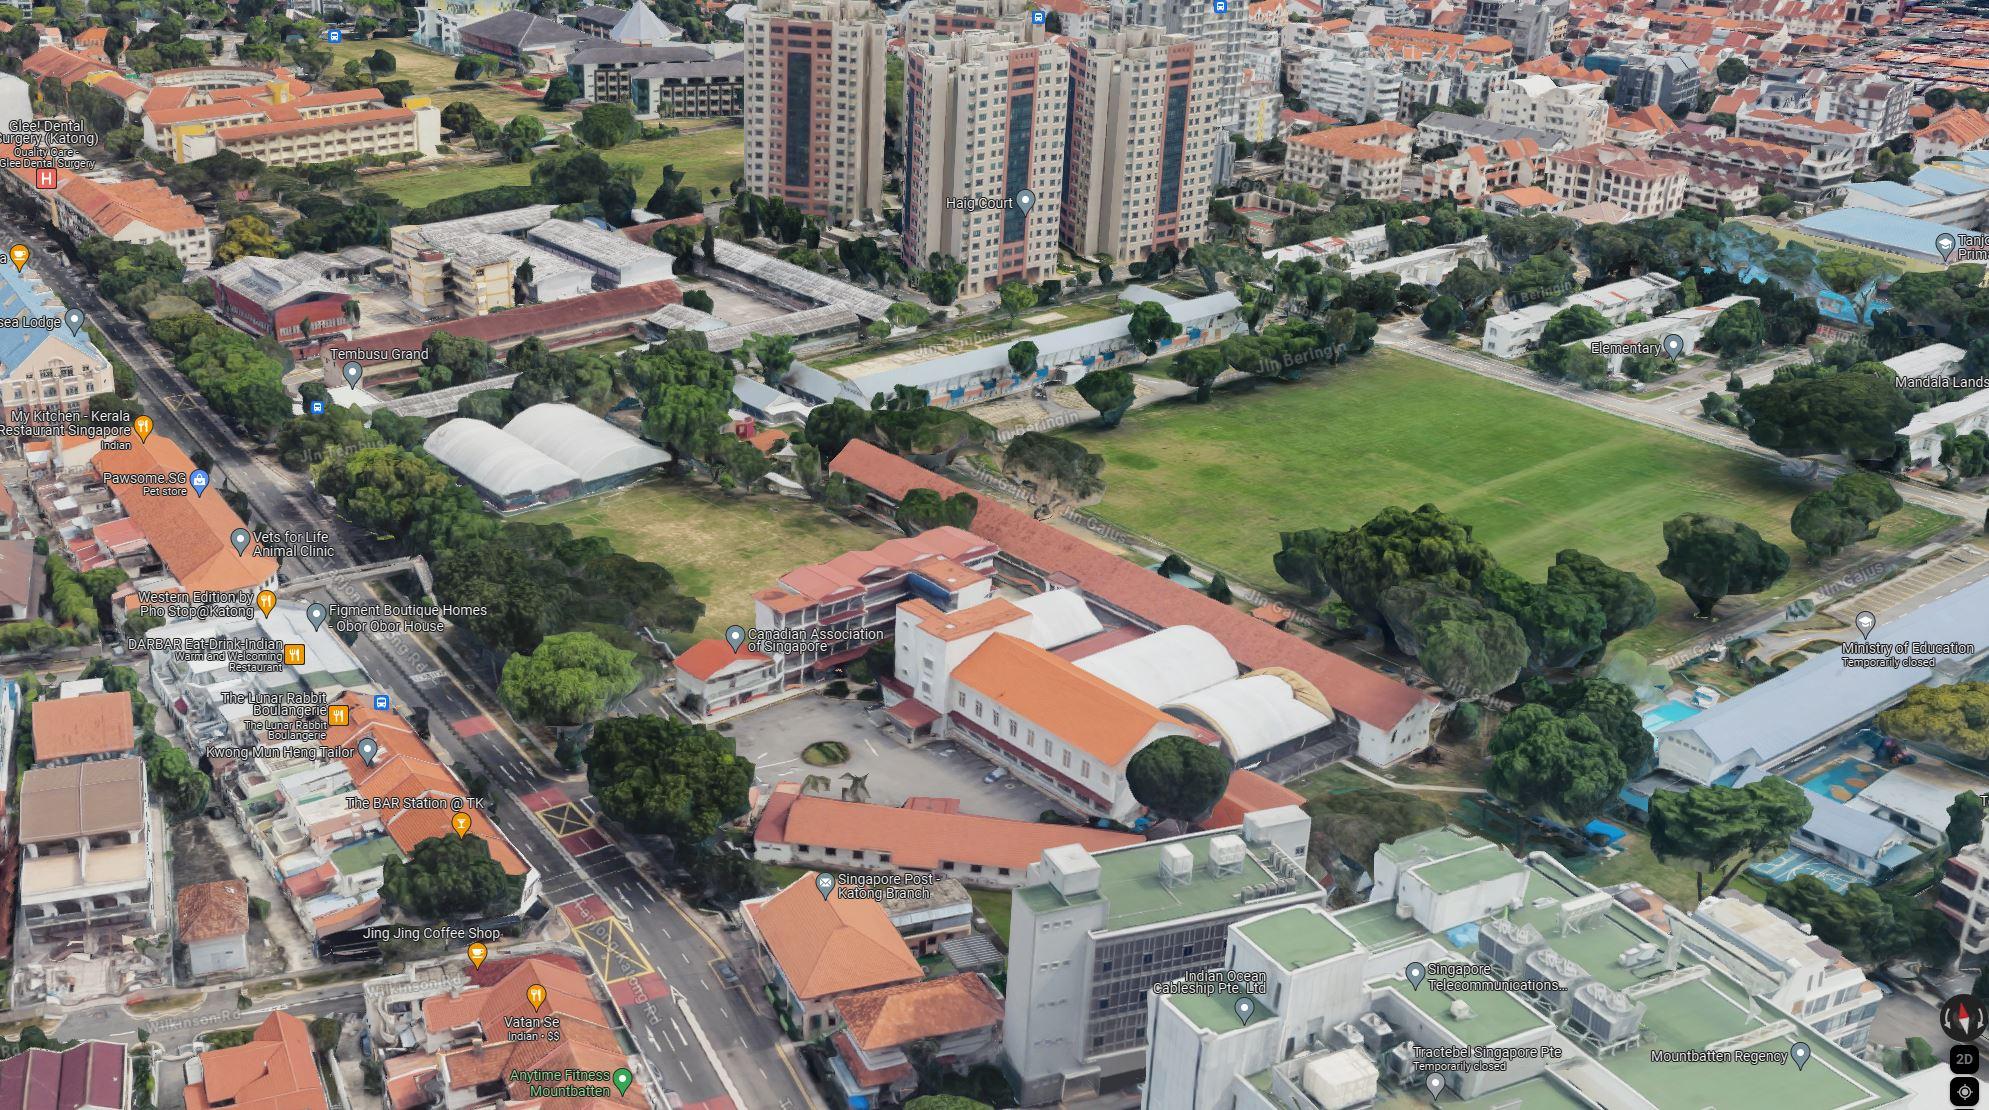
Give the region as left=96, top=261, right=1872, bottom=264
left=1075, top=351, right=1951, bottom=654
left=520, top=479, right=883, bottom=648
left=371, top=129, right=744, bottom=209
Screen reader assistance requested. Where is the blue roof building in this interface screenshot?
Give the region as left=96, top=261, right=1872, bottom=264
left=1795, top=208, right=1969, bottom=264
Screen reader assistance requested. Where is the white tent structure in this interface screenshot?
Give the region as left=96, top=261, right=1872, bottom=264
left=1165, top=674, right=1334, bottom=764
left=424, top=418, right=580, bottom=507
left=503, top=403, right=670, bottom=485
left=1075, top=626, right=1238, bottom=706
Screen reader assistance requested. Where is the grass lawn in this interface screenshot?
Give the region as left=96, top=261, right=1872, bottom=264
left=332, top=39, right=553, bottom=124
left=1074, top=350, right=1952, bottom=656
left=1575, top=828, right=1774, bottom=908
left=519, top=478, right=883, bottom=647
left=371, top=129, right=745, bottom=210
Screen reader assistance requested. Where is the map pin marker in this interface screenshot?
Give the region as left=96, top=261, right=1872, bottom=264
left=342, top=361, right=364, bottom=388
left=1234, top=996, right=1254, bottom=1023
left=357, top=736, right=379, bottom=764
left=527, top=983, right=547, bottom=1010
left=256, top=589, right=276, bottom=617
left=725, top=624, right=747, bottom=652
left=1426, top=1073, right=1445, bottom=1100
left=612, top=1069, right=634, bottom=1096
left=8, top=243, right=26, bottom=272
left=133, top=414, right=153, bottom=443
left=307, top=601, right=329, bottom=630
left=816, top=872, right=836, bottom=900
left=189, top=468, right=209, bottom=497
left=1855, top=611, right=1876, bottom=640
left=1790, top=1041, right=1810, bottom=1071
left=63, top=308, right=82, bottom=335
left=467, top=941, right=487, bottom=968
left=453, top=811, right=472, bottom=837
left=1661, top=332, right=1685, bottom=358
left=1014, top=187, right=1035, bottom=215
left=1405, top=961, right=1426, bottom=990
left=1938, top=231, right=1959, bottom=263
left=230, top=527, right=251, bottom=555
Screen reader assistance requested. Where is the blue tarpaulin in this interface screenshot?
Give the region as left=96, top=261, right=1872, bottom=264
left=1584, top=820, right=1626, bottom=845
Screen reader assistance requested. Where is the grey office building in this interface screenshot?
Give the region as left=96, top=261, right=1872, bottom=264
left=1614, top=54, right=1700, bottom=116
left=1461, top=0, right=1565, bottom=61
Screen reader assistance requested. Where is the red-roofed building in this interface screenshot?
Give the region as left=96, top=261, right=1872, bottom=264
left=412, top=955, right=645, bottom=1109
left=320, top=279, right=683, bottom=387
left=1544, top=143, right=1689, bottom=218
left=827, top=974, right=1004, bottom=1106
left=753, top=781, right=1142, bottom=886
left=743, top=872, right=923, bottom=1035
left=1205, top=768, right=1306, bottom=828
left=90, top=431, right=279, bottom=595
left=138, top=80, right=439, bottom=167
left=183, top=1012, right=327, bottom=1110
left=829, top=442, right=1438, bottom=766
left=26, top=174, right=211, bottom=268
left=30, top=690, right=134, bottom=765
left=1737, top=107, right=1876, bottom=159
left=1917, top=106, right=1989, bottom=162
left=0, top=1041, right=129, bottom=1110
left=670, top=638, right=779, bottom=715
left=1287, top=120, right=1416, bottom=199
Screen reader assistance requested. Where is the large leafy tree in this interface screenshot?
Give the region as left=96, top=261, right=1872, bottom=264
left=1544, top=550, right=1657, bottom=643
left=313, top=446, right=495, bottom=557
left=1075, top=368, right=1136, bottom=428
left=1275, top=504, right=1491, bottom=614
left=587, top=716, right=754, bottom=843
left=381, top=834, right=523, bottom=919
left=1126, top=735, right=1232, bottom=822
left=1485, top=705, right=1627, bottom=827
left=1539, top=305, right=1612, bottom=346
left=1740, top=374, right=1915, bottom=461
left=894, top=487, right=978, bottom=533
left=1650, top=778, right=1812, bottom=899
left=1765, top=875, right=1947, bottom=964
left=499, top=631, right=641, bottom=726
left=1658, top=513, right=1790, bottom=617
left=1379, top=583, right=1527, bottom=698
left=1520, top=676, right=1654, bottom=776
left=1002, top=432, right=1104, bottom=515
left=1125, top=301, right=1180, bottom=355
left=1877, top=682, right=1989, bottom=757
left=1951, top=791, right=1985, bottom=856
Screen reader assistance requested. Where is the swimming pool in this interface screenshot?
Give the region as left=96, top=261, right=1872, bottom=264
left=1641, top=700, right=1701, bottom=732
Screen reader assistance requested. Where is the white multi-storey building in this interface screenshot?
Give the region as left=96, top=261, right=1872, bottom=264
left=1298, top=50, right=1405, bottom=122
left=1487, top=74, right=1607, bottom=148
left=1682, top=895, right=1881, bottom=1053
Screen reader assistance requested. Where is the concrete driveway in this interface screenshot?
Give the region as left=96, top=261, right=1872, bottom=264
left=719, top=694, right=1058, bottom=821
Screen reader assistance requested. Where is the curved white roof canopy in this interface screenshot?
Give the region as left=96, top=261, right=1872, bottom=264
left=1075, top=625, right=1237, bottom=705
left=503, top=402, right=670, bottom=483
left=425, top=418, right=579, bottom=498
left=1166, top=673, right=1334, bottom=762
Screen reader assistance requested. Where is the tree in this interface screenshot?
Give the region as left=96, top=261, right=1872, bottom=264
left=1006, top=339, right=1039, bottom=377
left=997, top=280, right=1038, bottom=322
left=1544, top=550, right=1657, bottom=643
left=1503, top=250, right=1577, bottom=306
left=499, top=631, right=640, bottom=726
left=1275, top=504, right=1491, bottom=613
left=575, top=101, right=640, bottom=147
left=598, top=178, right=637, bottom=227
left=1704, top=299, right=1766, bottom=360
left=1765, top=875, right=1947, bottom=964
left=541, top=74, right=580, bottom=111
left=1171, top=347, right=1225, bottom=402
left=1001, top=432, right=1104, bottom=515
left=917, top=253, right=966, bottom=305
left=499, top=113, right=545, bottom=161
left=1717, top=57, right=1749, bottom=85
left=1877, top=682, right=1989, bottom=757
left=380, top=834, right=523, bottom=919
left=1951, top=791, right=1984, bottom=856
left=585, top=716, right=754, bottom=843
left=801, top=398, right=871, bottom=462
left=1380, top=584, right=1530, bottom=698
left=1125, top=300, right=1180, bottom=355
left=147, top=745, right=210, bottom=819
left=214, top=215, right=281, bottom=264
left=894, top=487, right=978, bottom=533
left=1421, top=294, right=1465, bottom=339
left=1305, top=787, right=1447, bottom=873
left=744, top=333, right=797, bottom=386
left=367, top=47, right=396, bottom=74
left=1485, top=704, right=1627, bottom=827
left=1125, top=735, right=1231, bottom=822
left=1206, top=572, right=1233, bottom=603
left=1539, top=304, right=1613, bottom=346
left=1075, top=368, right=1135, bottom=429
left=1658, top=513, right=1790, bottom=617
left=1520, top=675, right=1654, bottom=776
left=1651, top=777, right=1812, bottom=899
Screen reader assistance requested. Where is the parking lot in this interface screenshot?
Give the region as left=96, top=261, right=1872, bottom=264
left=719, top=695, right=1056, bottom=822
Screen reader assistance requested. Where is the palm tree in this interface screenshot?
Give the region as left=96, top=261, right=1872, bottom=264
left=801, top=774, right=832, bottom=795
left=342, top=299, right=361, bottom=330
left=839, top=773, right=870, bottom=804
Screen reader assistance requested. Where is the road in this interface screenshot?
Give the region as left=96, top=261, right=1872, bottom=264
left=10, top=220, right=818, bottom=1110
left=1376, top=321, right=1989, bottom=522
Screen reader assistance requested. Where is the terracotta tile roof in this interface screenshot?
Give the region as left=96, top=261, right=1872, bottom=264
left=332, top=280, right=683, bottom=359
left=745, top=873, right=922, bottom=1000
left=92, top=431, right=277, bottom=593
left=1924, top=106, right=1989, bottom=147
left=142, top=86, right=194, bottom=113
left=1493, top=185, right=1563, bottom=207
left=423, top=956, right=642, bottom=1105
left=382, top=1053, right=439, bottom=1110
left=183, top=1012, right=327, bottom=1110
left=829, top=1030, right=914, bottom=1090
left=177, top=878, right=250, bottom=943
left=828, top=443, right=1435, bottom=731
left=1206, top=769, right=1306, bottom=828
left=674, top=638, right=771, bottom=681
left=1291, top=119, right=1415, bottom=152
left=56, top=176, right=205, bottom=236
left=21, top=45, right=110, bottom=86
left=30, top=690, right=134, bottom=763
left=327, top=694, right=530, bottom=877
left=952, top=634, right=1175, bottom=765
left=770, top=526, right=994, bottom=604
left=900, top=596, right=1026, bottom=642
left=760, top=790, right=1140, bottom=871
left=215, top=105, right=415, bottom=142
left=835, top=973, right=1003, bottom=1052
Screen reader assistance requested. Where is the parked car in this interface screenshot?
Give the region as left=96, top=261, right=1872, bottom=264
left=715, top=960, right=740, bottom=988
left=983, top=767, right=1008, bottom=784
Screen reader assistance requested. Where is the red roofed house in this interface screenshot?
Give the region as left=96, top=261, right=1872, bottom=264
left=24, top=172, right=212, bottom=268
left=827, top=974, right=1005, bottom=1106
left=743, top=872, right=924, bottom=1036
left=182, top=1011, right=327, bottom=1110
left=1916, top=107, right=1989, bottom=163
left=90, top=431, right=279, bottom=596
left=0, top=1040, right=129, bottom=1110
left=753, top=781, right=1143, bottom=887
left=1204, top=768, right=1306, bottom=829
left=138, top=80, right=439, bottom=167
left=670, top=638, right=778, bottom=716
left=29, top=689, right=135, bottom=765
left=0, top=537, right=36, bottom=624
left=416, top=955, right=645, bottom=1109
left=1544, top=143, right=1689, bottom=218
left=1736, top=107, right=1877, bottom=160
left=828, top=442, right=1439, bottom=767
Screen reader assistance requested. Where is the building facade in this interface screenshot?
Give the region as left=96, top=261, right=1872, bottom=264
left=0, top=264, right=112, bottom=422
left=1683, top=895, right=1882, bottom=1053
left=1487, top=74, right=1607, bottom=148
left=1543, top=143, right=1688, bottom=218
left=743, top=0, right=889, bottom=223
left=1612, top=53, right=1698, bottom=116
left=1061, top=26, right=1221, bottom=264
left=1118, top=0, right=1245, bottom=128
left=902, top=26, right=1068, bottom=296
